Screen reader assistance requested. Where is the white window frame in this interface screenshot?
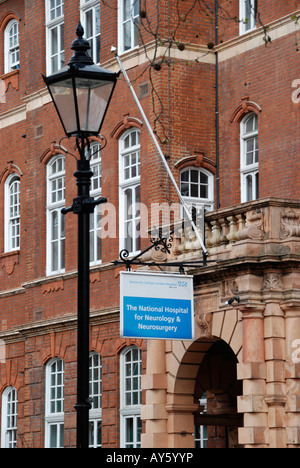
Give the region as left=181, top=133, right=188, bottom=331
left=120, top=346, right=142, bottom=448
left=180, top=167, right=214, bottom=217
left=1, top=386, right=18, bottom=449
left=194, top=395, right=207, bottom=448
left=80, top=0, right=100, bottom=64
left=45, top=358, right=65, bottom=448
left=45, top=0, right=64, bottom=75
left=4, top=20, right=20, bottom=73
left=89, top=143, right=102, bottom=265
left=46, top=155, right=65, bottom=276
left=119, top=129, right=141, bottom=256
left=89, top=352, right=102, bottom=448
left=4, top=174, right=20, bottom=252
left=240, top=113, right=259, bottom=203
left=239, top=0, right=256, bottom=35
left=118, top=0, right=139, bottom=53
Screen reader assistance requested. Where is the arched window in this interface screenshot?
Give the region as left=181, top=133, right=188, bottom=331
left=240, top=113, right=258, bottom=203
left=1, top=386, right=18, bottom=448
left=45, top=358, right=65, bottom=448
left=89, top=352, right=102, bottom=448
left=5, top=174, right=20, bottom=252
left=120, top=346, right=142, bottom=448
left=4, top=20, right=19, bottom=73
left=46, top=155, right=65, bottom=275
left=180, top=167, right=214, bottom=216
left=88, top=143, right=102, bottom=265
left=119, top=129, right=141, bottom=255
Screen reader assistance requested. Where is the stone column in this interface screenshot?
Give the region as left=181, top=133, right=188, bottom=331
left=237, top=304, right=268, bottom=448
left=282, top=303, right=300, bottom=448
left=264, top=299, right=286, bottom=448
left=141, top=340, right=168, bottom=448
left=165, top=401, right=199, bottom=448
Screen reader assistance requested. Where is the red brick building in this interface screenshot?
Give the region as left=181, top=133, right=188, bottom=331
left=0, top=0, right=300, bottom=448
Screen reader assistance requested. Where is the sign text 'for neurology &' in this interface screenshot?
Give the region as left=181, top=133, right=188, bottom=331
left=120, top=271, right=194, bottom=341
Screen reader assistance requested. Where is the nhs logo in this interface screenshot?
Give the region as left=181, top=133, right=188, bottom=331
left=178, top=280, right=188, bottom=287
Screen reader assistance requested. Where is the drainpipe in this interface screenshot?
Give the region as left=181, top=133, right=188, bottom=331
left=215, top=0, right=220, bottom=209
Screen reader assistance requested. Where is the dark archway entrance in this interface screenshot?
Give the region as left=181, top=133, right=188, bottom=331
left=194, top=340, right=243, bottom=448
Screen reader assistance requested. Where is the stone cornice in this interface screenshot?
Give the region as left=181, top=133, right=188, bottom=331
left=0, top=307, right=120, bottom=343
left=0, top=10, right=299, bottom=129
left=0, top=102, right=26, bottom=129
left=0, top=261, right=116, bottom=298
left=216, top=8, right=300, bottom=62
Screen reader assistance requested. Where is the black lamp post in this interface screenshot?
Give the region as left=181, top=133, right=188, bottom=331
left=43, top=23, right=119, bottom=449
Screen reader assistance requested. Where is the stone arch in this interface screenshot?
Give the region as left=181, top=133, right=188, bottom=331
left=110, top=114, right=143, bottom=140
left=0, top=358, right=24, bottom=394
left=0, top=11, right=21, bottom=34
left=230, top=96, right=262, bottom=124
left=194, top=340, right=242, bottom=411
left=165, top=337, right=242, bottom=448
left=115, top=338, right=143, bottom=356
left=174, top=151, right=216, bottom=175
left=167, top=305, right=243, bottom=395
left=164, top=305, right=243, bottom=447
left=0, top=161, right=22, bottom=183
left=40, top=143, right=68, bottom=165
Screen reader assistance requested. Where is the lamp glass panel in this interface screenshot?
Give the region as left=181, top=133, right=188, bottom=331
left=75, top=77, right=114, bottom=133
left=49, top=75, right=114, bottom=136
left=49, top=79, right=77, bottom=135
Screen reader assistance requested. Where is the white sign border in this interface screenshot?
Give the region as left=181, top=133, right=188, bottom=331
left=120, top=270, right=195, bottom=341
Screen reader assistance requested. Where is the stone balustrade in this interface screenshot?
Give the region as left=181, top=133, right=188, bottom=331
left=171, top=197, right=300, bottom=263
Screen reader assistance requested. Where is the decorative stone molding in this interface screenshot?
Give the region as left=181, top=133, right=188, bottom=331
left=165, top=402, right=199, bottom=415
left=90, top=271, right=101, bottom=283
left=264, top=395, right=286, bottom=407
left=0, top=358, right=24, bottom=394
left=195, top=312, right=212, bottom=338
left=0, top=69, right=19, bottom=92
left=42, top=279, right=64, bottom=294
left=0, top=251, right=19, bottom=275
left=0, top=161, right=22, bottom=183
left=230, top=96, right=262, bottom=123
left=280, top=208, right=300, bottom=238
left=115, top=338, right=143, bottom=354
left=174, top=151, right=216, bottom=174
left=263, top=273, right=283, bottom=291
left=0, top=12, right=21, bottom=33
left=110, top=114, right=143, bottom=139
left=235, top=209, right=264, bottom=241
left=40, top=142, right=68, bottom=164
left=222, top=279, right=239, bottom=299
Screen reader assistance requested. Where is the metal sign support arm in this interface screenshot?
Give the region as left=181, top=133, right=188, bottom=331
left=111, top=48, right=208, bottom=256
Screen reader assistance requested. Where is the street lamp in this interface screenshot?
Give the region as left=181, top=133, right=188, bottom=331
left=43, top=22, right=119, bottom=449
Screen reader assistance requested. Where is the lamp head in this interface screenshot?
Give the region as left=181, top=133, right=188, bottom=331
left=43, top=23, right=119, bottom=141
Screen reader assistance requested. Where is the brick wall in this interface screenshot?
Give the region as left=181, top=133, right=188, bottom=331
left=219, top=29, right=300, bottom=207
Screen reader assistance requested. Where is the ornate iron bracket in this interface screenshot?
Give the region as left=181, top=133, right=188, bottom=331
left=62, top=196, right=107, bottom=215
left=113, top=222, right=213, bottom=274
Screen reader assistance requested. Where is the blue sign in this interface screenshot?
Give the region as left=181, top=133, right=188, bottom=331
left=120, top=272, right=194, bottom=341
